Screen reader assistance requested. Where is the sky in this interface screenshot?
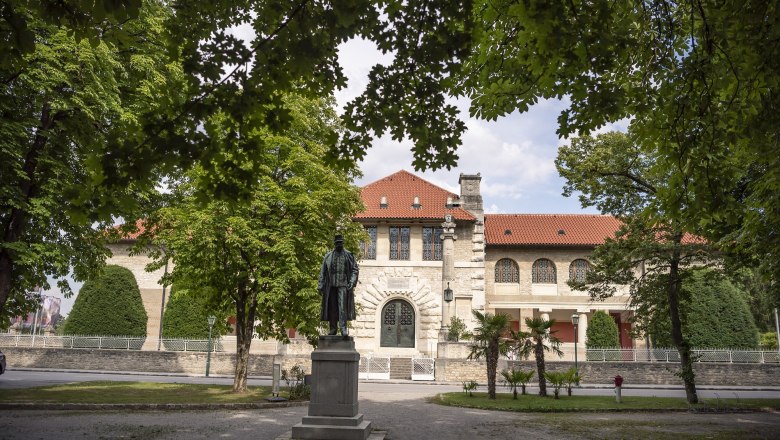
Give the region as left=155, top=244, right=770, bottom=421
left=47, top=37, right=629, bottom=317
left=336, top=38, right=627, bottom=214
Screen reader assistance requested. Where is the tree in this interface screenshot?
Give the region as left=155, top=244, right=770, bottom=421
left=0, top=0, right=185, bottom=321
left=62, top=265, right=147, bottom=337
left=1, top=1, right=477, bottom=321
left=460, top=0, right=780, bottom=311
left=162, top=285, right=230, bottom=340
left=467, top=310, right=511, bottom=400
left=515, top=317, right=563, bottom=397
left=543, top=371, right=565, bottom=399
left=145, top=94, right=365, bottom=393
left=586, top=311, right=620, bottom=349
left=447, top=316, right=469, bottom=342
left=559, top=132, right=718, bottom=404
left=647, top=269, right=759, bottom=349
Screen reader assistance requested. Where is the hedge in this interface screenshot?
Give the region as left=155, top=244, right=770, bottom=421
left=586, top=310, right=620, bottom=348
left=63, top=265, right=147, bottom=337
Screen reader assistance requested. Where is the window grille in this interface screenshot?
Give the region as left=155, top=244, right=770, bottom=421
left=494, top=258, right=519, bottom=283
left=360, top=226, right=377, bottom=260
left=389, top=226, right=410, bottom=260
left=569, top=259, right=590, bottom=282
left=422, top=227, right=443, bottom=260
left=532, top=259, right=557, bottom=283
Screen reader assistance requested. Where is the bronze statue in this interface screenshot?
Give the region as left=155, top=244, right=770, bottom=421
left=318, top=234, right=359, bottom=336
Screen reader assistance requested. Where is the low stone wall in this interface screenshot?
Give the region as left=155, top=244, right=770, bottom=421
left=6, top=347, right=780, bottom=386
left=436, top=358, right=780, bottom=386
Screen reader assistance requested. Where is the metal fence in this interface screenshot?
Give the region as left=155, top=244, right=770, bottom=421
left=0, top=334, right=223, bottom=352
left=585, top=348, right=780, bottom=364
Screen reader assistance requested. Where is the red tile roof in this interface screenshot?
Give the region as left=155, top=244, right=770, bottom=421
left=485, top=214, right=623, bottom=246
left=356, top=170, right=475, bottom=221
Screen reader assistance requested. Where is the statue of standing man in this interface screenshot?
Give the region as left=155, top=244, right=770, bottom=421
left=318, top=234, right=359, bottom=336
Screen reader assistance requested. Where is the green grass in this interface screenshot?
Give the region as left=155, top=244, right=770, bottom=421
left=433, top=392, right=780, bottom=412
left=0, top=381, right=275, bottom=404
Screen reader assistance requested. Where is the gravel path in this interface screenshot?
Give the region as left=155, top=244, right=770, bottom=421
left=1, top=386, right=778, bottom=439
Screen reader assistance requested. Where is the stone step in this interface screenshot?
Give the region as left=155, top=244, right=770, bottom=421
left=389, top=357, right=411, bottom=380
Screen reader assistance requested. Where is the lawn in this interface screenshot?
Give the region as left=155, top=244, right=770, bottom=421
left=433, top=392, right=780, bottom=412
left=0, top=381, right=276, bottom=404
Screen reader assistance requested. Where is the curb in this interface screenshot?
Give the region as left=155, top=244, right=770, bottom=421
left=0, top=401, right=309, bottom=411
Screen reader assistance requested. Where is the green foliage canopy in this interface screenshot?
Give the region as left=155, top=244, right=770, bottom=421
left=0, top=1, right=185, bottom=321
left=145, top=94, right=365, bottom=392
left=559, top=131, right=717, bottom=404
left=63, top=265, right=147, bottom=337
left=585, top=311, right=619, bottom=349
left=162, top=286, right=230, bottom=339
left=648, top=269, right=759, bottom=349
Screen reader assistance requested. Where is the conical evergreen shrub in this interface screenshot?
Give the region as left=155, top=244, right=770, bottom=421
left=63, top=265, right=147, bottom=336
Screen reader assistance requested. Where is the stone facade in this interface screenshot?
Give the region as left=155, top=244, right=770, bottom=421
left=100, top=170, right=636, bottom=357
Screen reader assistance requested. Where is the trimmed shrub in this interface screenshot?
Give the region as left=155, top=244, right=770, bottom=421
left=586, top=310, right=620, bottom=348
left=63, top=265, right=147, bottom=336
left=649, top=269, right=760, bottom=348
left=162, top=285, right=228, bottom=339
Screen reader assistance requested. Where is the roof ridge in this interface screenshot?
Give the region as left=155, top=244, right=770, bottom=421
left=361, top=169, right=458, bottom=197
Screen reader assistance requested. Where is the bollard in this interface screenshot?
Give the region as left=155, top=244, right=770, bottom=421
left=272, top=363, right=281, bottom=397
left=614, top=375, right=623, bottom=403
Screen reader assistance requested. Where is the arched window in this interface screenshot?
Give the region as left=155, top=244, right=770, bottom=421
left=569, top=259, right=590, bottom=282
left=494, top=258, right=519, bottom=283
left=532, top=259, right=557, bottom=283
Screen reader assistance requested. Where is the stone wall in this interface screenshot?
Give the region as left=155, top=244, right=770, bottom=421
left=436, top=357, right=780, bottom=386
left=4, top=347, right=273, bottom=376
left=7, top=347, right=779, bottom=386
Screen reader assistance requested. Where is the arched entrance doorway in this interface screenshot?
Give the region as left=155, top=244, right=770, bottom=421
left=380, top=299, right=415, bottom=348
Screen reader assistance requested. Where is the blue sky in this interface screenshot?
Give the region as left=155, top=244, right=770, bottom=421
left=337, top=38, right=627, bottom=215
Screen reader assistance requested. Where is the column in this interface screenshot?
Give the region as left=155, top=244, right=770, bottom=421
left=439, top=215, right=457, bottom=339
left=578, top=312, right=589, bottom=344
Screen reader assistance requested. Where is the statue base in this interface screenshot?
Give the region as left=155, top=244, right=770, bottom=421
left=291, top=336, right=374, bottom=440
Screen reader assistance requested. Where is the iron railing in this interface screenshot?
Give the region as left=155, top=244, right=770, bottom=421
left=585, top=348, right=780, bottom=364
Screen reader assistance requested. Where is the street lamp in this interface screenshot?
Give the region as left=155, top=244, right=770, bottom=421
left=443, top=282, right=453, bottom=303
left=206, top=315, right=216, bottom=377
left=571, top=313, right=580, bottom=383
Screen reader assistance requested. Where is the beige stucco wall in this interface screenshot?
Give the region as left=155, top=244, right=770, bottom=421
left=106, top=243, right=168, bottom=348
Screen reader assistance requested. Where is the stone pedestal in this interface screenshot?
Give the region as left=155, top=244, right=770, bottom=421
left=291, top=336, right=373, bottom=440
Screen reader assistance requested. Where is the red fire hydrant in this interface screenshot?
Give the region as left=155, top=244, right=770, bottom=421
left=614, top=375, right=623, bottom=403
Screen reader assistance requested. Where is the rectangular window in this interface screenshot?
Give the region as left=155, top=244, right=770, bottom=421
left=389, top=226, right=410, bottom=260
left=359, top=226, right=377, bottom=260
left=422, top=227, right=443, bottom=261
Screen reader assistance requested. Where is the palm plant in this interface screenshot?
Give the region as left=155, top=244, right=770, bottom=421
left=467, top=310, right=511, bottom=399
left=514, top=317, right=564, bottom=397
left=500, top=368, right=534, bottom=399
left=563, top=367, right=582, bottom=396
left=543, top=371, right=566, bottom=399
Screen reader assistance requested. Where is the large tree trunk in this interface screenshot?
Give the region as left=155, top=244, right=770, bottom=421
left=669, top=236, right=698, bottom=404
left=487, top=339, right=498, bottom=399
left=535, top=341, right=547, bottom=396
left=232, top=287, right=257, bottom=393
left=0, top=102, right=52, bottom=316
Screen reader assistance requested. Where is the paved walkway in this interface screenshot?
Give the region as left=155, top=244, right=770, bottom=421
left=2, top=380, right=780, bottom=439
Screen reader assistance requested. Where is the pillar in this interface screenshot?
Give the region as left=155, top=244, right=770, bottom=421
left=439, top=214, right=457, bottom=340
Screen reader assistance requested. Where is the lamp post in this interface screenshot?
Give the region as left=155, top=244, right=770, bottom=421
left=571, top=313, right=580, bottom=382
left=206, top=315, right=216, bottom=377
